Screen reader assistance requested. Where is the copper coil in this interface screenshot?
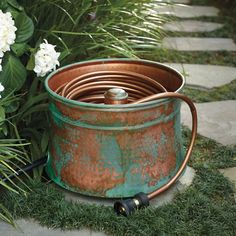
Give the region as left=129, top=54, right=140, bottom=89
left=55, top=70, right=167, bottom=104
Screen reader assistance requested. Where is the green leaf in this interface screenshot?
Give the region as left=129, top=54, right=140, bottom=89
left=0, top=0, right=8, bottom=10
left=26, top=53, right=35, bottom=71
left=59, top=49, right=71, bottom=61
left=19, top=93, right=48, bottom=114
left=2, top=123, right=8, bottom=136
left=15, top=13, right=34, bottom=43
left=41, top=130, right=49, bottom=153
left=28, top=77, right=39, bottom=98
left=7, top=0, right=23, bottom=11
left=0, top=54, right=27, bottom=92
left=21, top=104, right=48, bottom=119
left=11, top=43, right=29, bottom=57
left=0, top=178, right=19, bottom=194
left=74, top=1, right=92, bottom=25
left=5, top=100, right=19, bottom=113
left=0, top=106, right=5, bottom=123
left=6, top=6, right=20, bottom=19
left=0, top=203, right=15, bottom=226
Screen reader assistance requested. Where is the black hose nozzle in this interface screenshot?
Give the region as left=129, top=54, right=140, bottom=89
left=114, top=192, right=149, bottom=216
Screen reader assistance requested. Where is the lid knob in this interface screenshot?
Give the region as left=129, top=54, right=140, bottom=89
left=104, top=88, right=128, bottom=104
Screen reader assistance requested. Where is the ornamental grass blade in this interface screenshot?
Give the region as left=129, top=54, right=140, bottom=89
left=0, top=203, right=15, bottom=226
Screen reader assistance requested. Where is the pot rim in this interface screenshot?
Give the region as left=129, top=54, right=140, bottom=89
left=45, top=58, right=185, bottom=109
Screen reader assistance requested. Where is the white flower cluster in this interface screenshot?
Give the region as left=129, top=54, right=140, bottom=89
left=0, top=10, right=17, bottom=71
left=0, top=58, right=2, bottom=72
left=0, top=83, right=4, bottom=98
left=34, top=40, right=60, bottom=77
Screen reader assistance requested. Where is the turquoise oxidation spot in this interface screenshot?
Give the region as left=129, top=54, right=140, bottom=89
left=160, top=132, right=167, bottom=145
left=46, top=135, right=72, bottom=184
left=143, top=136, right=159, bottom=158
left=54, top=137, right=72, bottom=176
left=49, top=103, right=63, bottom=128
left=97, top=135, right=123, bottom=175
left=106, top=163, right=143, bottom=197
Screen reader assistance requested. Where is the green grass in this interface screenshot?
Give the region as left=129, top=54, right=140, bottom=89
left=1, top=166, right=235, bottom=235
left=141, top=49, right=236, bottom=67
left=183, top=127, right=236, bottom=169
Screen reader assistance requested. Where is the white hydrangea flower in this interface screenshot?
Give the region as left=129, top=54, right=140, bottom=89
left=33, top=39, right=60, bottom=77
left=0, top=83, right=4, bottom=98
left=0, top=10, right=17, bottom=56
left=0, top=58, right=2, bottom=72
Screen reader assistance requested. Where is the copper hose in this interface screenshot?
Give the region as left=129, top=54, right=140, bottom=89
left=55, top=70, right=197, bottom=200
left=133, top=92, right=197, bottom=200
left=56, top=71, right=167, bottom=103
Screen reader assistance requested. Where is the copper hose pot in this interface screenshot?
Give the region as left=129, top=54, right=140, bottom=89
left=45, top=59, right=197, bottom=200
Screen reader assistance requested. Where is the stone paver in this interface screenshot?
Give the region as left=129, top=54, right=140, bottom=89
left=163, top=0, right=190, bottom=4
left=157, top=5, right=219, bottom=18
left=0, top=219, right=107, bottom=236
left=219, top=167, right=236, bottom=185
left=166, top=63, right=236, bottom=89
left=181, top=100, right=236, bottom=146
left=219, top=167, right=236, bottom=200
left=163, top=37, right=236, bottom=51
left=58, top=166, right=195, bottom=208
left=163, top=20, right=223, bottom=32
left=170, top=0, right=190, bottom=3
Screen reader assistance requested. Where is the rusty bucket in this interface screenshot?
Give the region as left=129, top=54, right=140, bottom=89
left=45, top=59, right=194, bottom=199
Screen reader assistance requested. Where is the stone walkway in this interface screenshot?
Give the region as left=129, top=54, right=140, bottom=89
left=166, top=63, right=236, bottom=89
left=0, top=219, right=106, bottom=236
left=161, top=1, right=236, bottom=203
left=163, top=20, right=223, bottom=32
left=219, top=167, right=236, bottom=200
left=157, top=5, right=219, bottom=18
left=1, top=1, right=236, bottom=235
left=181, top=100, right=236, bottom=146
left=163, top=37, right=236, bottom=51
left=167, top=0, right=190, bottom=4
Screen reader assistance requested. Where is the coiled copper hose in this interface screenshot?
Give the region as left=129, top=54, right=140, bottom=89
left=55, top=70, right=197, bottom=201
left=55, top=71, right=167, bottom=103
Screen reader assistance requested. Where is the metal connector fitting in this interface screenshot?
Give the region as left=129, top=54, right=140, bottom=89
left=114, top=192, right=149, bottom=216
